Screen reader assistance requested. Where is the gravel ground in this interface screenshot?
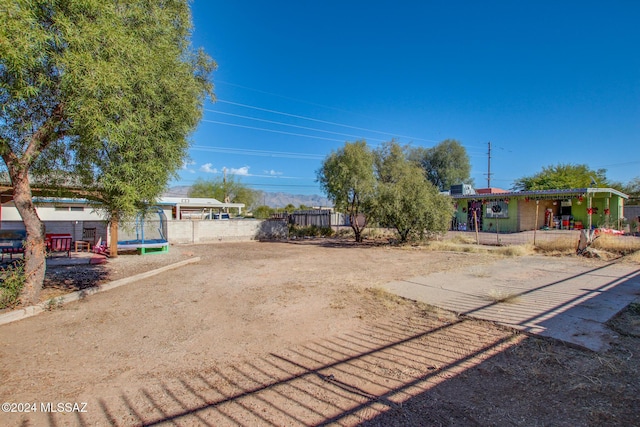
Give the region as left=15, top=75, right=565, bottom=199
left=1, top=239, right=638, bottom=426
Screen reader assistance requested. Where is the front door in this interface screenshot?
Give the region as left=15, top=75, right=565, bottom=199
left=467, top=201, right=483, bottom=231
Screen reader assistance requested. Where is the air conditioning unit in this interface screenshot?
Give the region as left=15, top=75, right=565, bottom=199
left=450, top=184, right=475, bottom=195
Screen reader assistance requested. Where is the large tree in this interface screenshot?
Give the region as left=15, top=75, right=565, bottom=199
left=0, top=0, right=214, bottom=304
left=189, top=176, right=258, bottom=210
left=374, top=142, right=454, bottom=242
left=410, top=139, right=471, bottom=191
left=621, top=177, right=640, bottom=204
left=512, top=164, right=609, bottom=191
left=317, top=141, right=376, bottom=242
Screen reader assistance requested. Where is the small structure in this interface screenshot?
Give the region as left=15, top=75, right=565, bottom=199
left=159, top=197, right=245, bottom=220
left=117, top=208, right=169, bottom=254
left=451, top=187, right=628, bottom=233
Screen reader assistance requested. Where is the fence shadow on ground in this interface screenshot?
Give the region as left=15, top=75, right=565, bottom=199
left=18, top=262, right=640, bottom=426
left=31, top=316, right=516, bottom=426
left=395, top=257, right=640, bottom=352
left=16, top=253, right=640, bottom=426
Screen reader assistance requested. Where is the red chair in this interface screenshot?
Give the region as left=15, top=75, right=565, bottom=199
left=48, top=236, right=72, bottom=257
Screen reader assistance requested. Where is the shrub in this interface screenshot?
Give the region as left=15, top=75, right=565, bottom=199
left=289, top=225, right=334, bottom=238
left=0, top=261, right=25, bottom=309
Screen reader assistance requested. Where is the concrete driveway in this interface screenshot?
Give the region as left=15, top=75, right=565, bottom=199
left=383, top=256, right=640, bottom=352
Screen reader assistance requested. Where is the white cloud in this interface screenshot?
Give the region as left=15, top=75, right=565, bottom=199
left=197, top=165, right=252, bottom=176
left=264, top=169, right=283, bottom=176
left=200, top=163, right=218, bottom=174
left=182, top=159, right=197, bottom=173
left=228, top=166, right=250, bottom=176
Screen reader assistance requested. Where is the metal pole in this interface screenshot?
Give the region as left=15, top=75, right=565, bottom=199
left=587, top=196, right=592, bottom=231
left=534, top=200, right=539, bottom=246
left=487, top=141, right=492, bottom=188
left=473, top=209, right=479, bottom=245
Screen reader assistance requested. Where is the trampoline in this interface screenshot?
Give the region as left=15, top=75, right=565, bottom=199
left=118, top=207, right=169, bottom=255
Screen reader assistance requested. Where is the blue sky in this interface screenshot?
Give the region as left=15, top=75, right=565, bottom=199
left=173, top=1, right=640, bottom=195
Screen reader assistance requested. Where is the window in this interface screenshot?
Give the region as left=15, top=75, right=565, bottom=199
left=54, top=206, right=85, bottom=212
left=485, top=201, right=509, bottom=218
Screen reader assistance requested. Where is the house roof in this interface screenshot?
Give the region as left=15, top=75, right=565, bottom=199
left=450, top=187, right=628, bottom=200
left=475, top=188, right=509, bottom=194
left=3, top=196, right=246, bottom=211
left=158, top=196, right=245, bottom=210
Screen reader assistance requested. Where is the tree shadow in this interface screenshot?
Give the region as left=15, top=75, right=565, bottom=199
left=42, top=264, right=111, bottom=294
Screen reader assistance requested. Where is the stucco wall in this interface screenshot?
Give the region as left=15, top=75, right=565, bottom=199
left=0, top=220, right=108, bottom=243
left=166, top=219, right=288, bottom=244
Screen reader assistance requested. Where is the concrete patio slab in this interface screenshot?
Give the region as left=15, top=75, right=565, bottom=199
left=383, top=256, right=640, bottom=352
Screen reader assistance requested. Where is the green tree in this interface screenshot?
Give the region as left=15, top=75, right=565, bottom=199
left=410, top=139, right=471, bottom=191
left=512, top=164, right=609, bottom=191
left=252, top=205, right=274, bottom=219
left=620, top=177, right=640, bottom=205
left=0, top=1, right=214, bottom=304
left=317, top=141, right=376, bottom=242
left=374, top=142, right=454, bottom=242
left=189, top=176, right=258, bottom=211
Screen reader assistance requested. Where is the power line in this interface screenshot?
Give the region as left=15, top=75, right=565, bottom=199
left=594, top=160, right=640, bottom=168
left=191, top=145, right=325, bottom=160
left=174, top=177, right=319, bottom=188
left=201, top=119, right=345, bottom=143
left=216, top=80, right=370, bottom=118
left=205, top=109, right=388, bottom=143
left=216, top=99, right=439, bottom=143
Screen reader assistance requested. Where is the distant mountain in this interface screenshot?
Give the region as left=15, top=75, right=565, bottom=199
left=163, top=187, right=332, bottom=209
left=257, top=192, right=332, bottom=209
left=163, top=186, right=192, bottom=198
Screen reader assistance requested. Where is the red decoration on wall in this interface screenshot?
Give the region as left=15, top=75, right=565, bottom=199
left=587, top=208, right=594, bottom=215
left=604, top=208, right=610, bottom=215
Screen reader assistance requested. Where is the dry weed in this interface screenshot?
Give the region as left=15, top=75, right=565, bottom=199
left=447, top=234, right=477, bottom=245
left=366, top=287, right=407, bottom=309
left=493, top=244, right=535, bottom=257
left=484, top=288, right=521, bottom=304
left=423, top=241, right=482, bottom=253
left=534, top=236, right=577, bottom=254
left=592, top=234, right=640, bottom=255
left=624, top=251, right=640, bottom=263
left=416, top=301, right=460, bottom=322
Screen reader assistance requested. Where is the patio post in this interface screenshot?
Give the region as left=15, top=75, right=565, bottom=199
left=534, top=200, right=539, bottom=246
left=588, top=195, right=593, bottom=230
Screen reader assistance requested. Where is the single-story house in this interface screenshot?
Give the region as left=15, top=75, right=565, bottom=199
left=0, top=196, right=246, bottom=245
left=450, top=187, right=628, bottom=233
left=158, top=197, right=245, bottom=220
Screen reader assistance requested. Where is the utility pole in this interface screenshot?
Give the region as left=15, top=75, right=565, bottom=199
left=223, top=167, right=230, bottom=211
left=486, top=141, right=492, bottom=188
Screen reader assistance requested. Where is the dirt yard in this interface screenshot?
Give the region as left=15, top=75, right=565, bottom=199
left=1, top=240, right=639, bottom=426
